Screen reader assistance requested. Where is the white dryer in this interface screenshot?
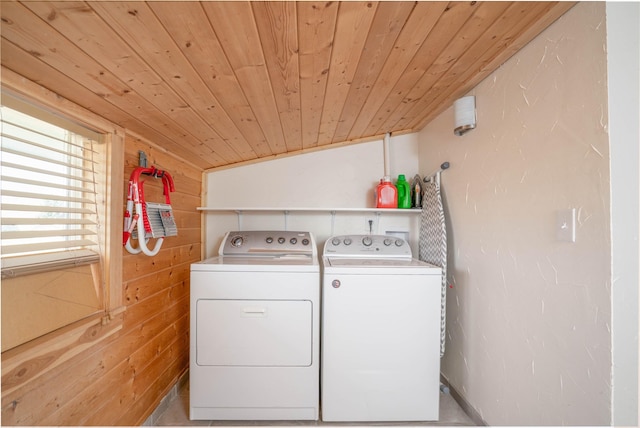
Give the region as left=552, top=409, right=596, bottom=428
left=321, top=234, right=442, bottom=422
left=190, top=230, right=319, bottom=420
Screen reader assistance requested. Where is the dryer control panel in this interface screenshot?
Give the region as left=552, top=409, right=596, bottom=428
left=323, top=234, right=412, bottom=259
left=220, top=230, right=316, bottom=256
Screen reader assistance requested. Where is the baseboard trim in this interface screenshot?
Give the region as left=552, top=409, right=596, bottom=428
left=440, top=374, right=488, bottom=426
left=143, top=370, right=189, bottom=426
left=146, top=371, right=483, bottom=426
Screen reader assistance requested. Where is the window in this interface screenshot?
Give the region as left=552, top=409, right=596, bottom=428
left=1, top=94, right=112, bottom=351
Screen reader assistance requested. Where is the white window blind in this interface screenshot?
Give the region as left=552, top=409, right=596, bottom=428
left=1, top=103, right=104, bottom=278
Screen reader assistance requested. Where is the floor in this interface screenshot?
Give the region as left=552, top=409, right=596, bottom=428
left=152, top=379, right=477, bottom=426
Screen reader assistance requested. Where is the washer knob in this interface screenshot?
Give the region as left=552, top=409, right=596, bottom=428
left=230, top=236, right=244, bottom=247
left=344, top=238, right=352, bottom=245
left=302, top=238, right=310, bottom=245
left=395, top=239, right=404, bottom=247
left=265, top=236, right=273, bottom=244
left=278, top=237, right=286, bottom=244
left=383, top=238, right=393, bottom=246
left=290, top=237, right=298, bottom=245
left=362, top=236, right=373, bottom=246
left=331, top=238, right=341, bottom=246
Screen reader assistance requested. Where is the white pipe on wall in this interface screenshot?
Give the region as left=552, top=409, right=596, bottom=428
left=383, top=132, right=391, bottom=177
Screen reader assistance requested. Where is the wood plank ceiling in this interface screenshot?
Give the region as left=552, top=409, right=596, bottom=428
left=1, top=1, right=575, bottom=170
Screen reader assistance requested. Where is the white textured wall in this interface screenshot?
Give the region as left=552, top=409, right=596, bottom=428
left=418, top=3, right=612, bottom=425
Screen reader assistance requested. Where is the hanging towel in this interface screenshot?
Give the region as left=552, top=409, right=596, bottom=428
left=419, top=174, right=447, bottom=357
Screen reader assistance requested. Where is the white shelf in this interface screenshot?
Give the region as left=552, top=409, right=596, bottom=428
left=197, top=207, right=421, bottom=214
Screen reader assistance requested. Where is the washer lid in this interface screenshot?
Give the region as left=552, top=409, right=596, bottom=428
left=325, top=257, right=437, bottom=268
left=326, top=257, right=415, bottom=267
left=322, top=256, right=441, bottom=275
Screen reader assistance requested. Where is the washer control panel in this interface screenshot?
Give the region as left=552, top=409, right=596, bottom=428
left=220, top=230, right=315, bottom=256
left=323, top=234, right=412, bottom=259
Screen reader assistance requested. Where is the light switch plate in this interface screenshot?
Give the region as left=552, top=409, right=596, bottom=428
left=556, top=208, right=576, bottom=242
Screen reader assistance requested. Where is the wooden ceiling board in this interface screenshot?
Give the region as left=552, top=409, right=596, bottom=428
left=0, top=53, right=214, bottom=170
left=316, top=1, right=378, bottom=147
left=331, top=1, right=416, bottom=145
left=2, top=1, right=216, bottom=169
left=387, top=1, right=514, bottom=132
left=297, top=1, right=339, bottom=150
left=87, top=1, right=247, bottom=164
left=374, top=1, right=494, bottom=135
left=411, top=1, right=577, bottom=131
left=252, top=1, right=303, bottom=153
left=346, top=1, right=449, bottom=141
left=21, top=2, right=231, bottom=166
left=148, top=2, right=269, bottom=159
left=361, top=1, right=479, bottom=137
left=0, top=1, right=575, bottom=171
left=201, top=1, right=289, bottom=156
left=402, top=1, right=540, bottom=131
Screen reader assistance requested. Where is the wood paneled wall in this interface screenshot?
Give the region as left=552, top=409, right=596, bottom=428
left=1, top=131, right=201, bottom=425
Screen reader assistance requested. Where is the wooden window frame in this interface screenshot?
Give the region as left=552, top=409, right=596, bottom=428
left=1, top=68, right=125, bottom=396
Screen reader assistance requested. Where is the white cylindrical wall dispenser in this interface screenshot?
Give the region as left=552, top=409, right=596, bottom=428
left=453, top=95, right=476, bottom=136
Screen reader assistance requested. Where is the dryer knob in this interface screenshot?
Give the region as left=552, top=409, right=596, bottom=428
left=230, top=236, right=244, bottom=247
left=344, top=238, right=352, bottom=245
left=278, top=237, right=286, bottom=244
left=302, top=238, right=310, bottom=245
left=362, top=236, right=373, bottom=246
left=331, top=238, right=341, bottom=246
left=395, top=239, right=404, bottom=247
left=331, top=279, right=341, bottom=288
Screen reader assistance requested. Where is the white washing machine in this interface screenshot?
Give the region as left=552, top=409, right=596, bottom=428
left=321, top=234, right=442, bottom=422
left=190, top=230, right=319, bottom=420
